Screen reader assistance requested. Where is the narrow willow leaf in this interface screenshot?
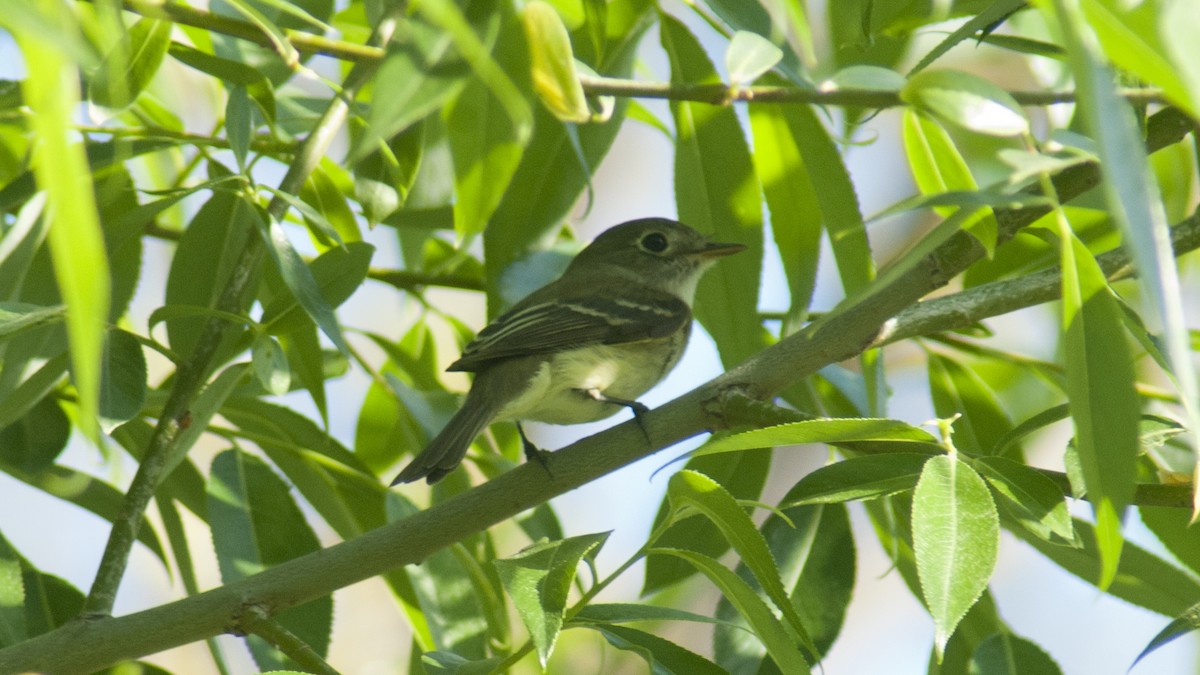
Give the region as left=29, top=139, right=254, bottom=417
left=901, top=69, right=1029, bottom=137
left=522, top=1, right=588, bottom=122
left=167, top=42, right=276, bottom=123
left=747, top=102, right=823, bottom=328
left=1160, top=0, right=1200, bottom=119
left=1130, top=603, right=1200, bottom=673
left=0, top=532, right=27, bottom=647
left=167, top=363, right=249, bottom=473
left=1059, top=232, right=1139, bottom=587
left=902, top=109, right=998, bottom=253
left=493, top=532, right=610, bottom=666
left=250, top=333, right=290, bottom=396
left=259, top=241, right=374, bottom=336
left=98, top=328, right=146, bottom=433
left=667, top=471, right=819, bottom=661
left=926, top=352, right=1012, bottom=456
left=913, top=454, right=999, bottom=656
left=660, top=14, right=765, bottom=368
left=649, top=548, right=810, bottom=674
left=445, top=77, right=526, bottom=240
left=726, top=30, right=782, bottom=86
left=18, top=21, right=110, bottom=441
left=0, top=352, right=68, bottom=431
left=573, top=603, right=740, bottom=628
left=969, top=632, right=1063, bottom=675
left=782, top=454, right=932, bottom=506
left=586, top=623, right=728, bottom=675
left=1054, top=0, right=1200, bottom=519
left=87, top=17, right=172, bottom=109
left=207, top=449, right=331, bottom=670
left=697, top=418, right=943, bottom=458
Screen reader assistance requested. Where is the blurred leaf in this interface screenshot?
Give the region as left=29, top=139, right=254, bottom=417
left=902, top=109, right=998, bottom=253
left=251, top=333, right=290, bottom=396
left=908, top=0, right=1026, bottom=75
left=207, top=448, right=331, bottom=671
left=649, top=548, right=810, bottom=674
left=0, top=532, right=26, bottom=648
left=0, top=351, right=68, bottom=432
left=747, top=102, right=823, bottom=328
left=1140, top=505, right=1200, bottom=578
left=661, top=14, right=766, bottom=368
left=87, top=17, right=172, bottom=109
left=18, top=21, right=110, bottom=441
left=167, top=42, right=276, bottom=123
left=225, top=85, right=252, bottom=171
left=1059, top=232, right=1139, bottom=588
left=1160, top=0, right=1200, bottom=119
left=522, top=1, right=589, bottom=122
left=98, top=329, right=147, bottom=433
left=0, top=396, right=68, bottom=476
left=164, top=189, right=258, bottom=360
left=493, top=532, right=609, bottom=666
left=573, top=603, right=741, bottom=628
left=726, top=31, right=782, bottom=86
left=300, top=164, right=360, bottom=244
left=259, top=241, right=374, bottom=335
left=585, top=623, right=728, bottom=674
left=901, top=69, right=1029, bottom=137
left=913, top=454, right=999, bottom=656
left=445, top=76, right=527, bottom=241
left=823, top=64, right=906, bottom=91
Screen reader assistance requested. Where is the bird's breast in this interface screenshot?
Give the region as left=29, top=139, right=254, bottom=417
left=497, top=333, right=686, bottom=425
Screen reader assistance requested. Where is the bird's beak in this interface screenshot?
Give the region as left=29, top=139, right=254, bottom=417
left=694, top=240, right=746, bottom=258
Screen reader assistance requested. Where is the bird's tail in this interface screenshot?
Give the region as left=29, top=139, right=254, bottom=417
left=389, top=387, right=500, bottom=485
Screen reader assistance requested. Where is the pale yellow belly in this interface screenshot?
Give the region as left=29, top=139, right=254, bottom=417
left=496, top=338, right=683, bottom=425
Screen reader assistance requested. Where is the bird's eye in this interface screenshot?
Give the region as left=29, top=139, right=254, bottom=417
left=640, top=232, right=669, bottom=253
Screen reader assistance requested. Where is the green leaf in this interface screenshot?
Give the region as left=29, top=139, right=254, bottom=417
left=1140, top=505, right=1200, bottom=578
left=901, top=69, right=1029, bottom=137
left=19, top=24, right=110, bottom=441
left=0, top=532, right=27, bottom=648
left=1160, top=0, right=1200, bottom=119
left=87, top=17, right=172, bottom=109
left=747, top=102, right=823, bottom=328
left=643, top=451, right=769, bottom=596
left=726, top=31, right=782, bottom=86
left=660, top=13, right=766, bottom=368
left=445, top=77, right=527, bottom=240
left=716, top=502, right=855, bottom=670
left=250, top=333, right=290, bottom=396
left=584, top=623, right=728, bottom=675
left=649, top=548, right=810, bottom=674
left=20, top=564, right=84, bottom=639
left=0, top=351, right=69, bottom=432
left=968, top=632, right=1064, bottom=675
left=167, top=42, right=275, bottom=123
left=300, top=163, right=360, bottom=245
left=252, top=206, right=351, bottom=356
left=1011, top=517, right=1200, bottom=617
left=164, top=189, right=258, bottom=360
left=1130, top=603, right=1200, bottom=673
left=259, top=241, right=375, bottom=335
left=98, top=329, right=147, bottom=433
left=1059, top=232, right=1139, bottom=587
left=782, top=454, right=932, bottom=506
left=573, top=603, right=741, bottom=628
left=696, top=418, right=943, bottom=458
left=493, top=531, right=609, bottom=666
left=974, top=456, right=1074, bottom=545
left=167, top=363, right=250, bottom=473
left=902, top=109, right=998, bottom=253
left=0, top=395, right=69, bottom=475
left=926, top=352, right=1012, bottom=455
left=666, top=471, right=818, bottom=660
left=522, top=1, right=589, bottom=122
left=913, top=454, right=999, bottom=656
left=1055, top=0, right=1200, bottom=520
left=225, top=84, right=252, bottom=171
left=207, top=448, right=331, bottom=671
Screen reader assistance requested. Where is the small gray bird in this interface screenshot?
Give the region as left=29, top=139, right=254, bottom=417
left=389, top=218, right=744, bottom=485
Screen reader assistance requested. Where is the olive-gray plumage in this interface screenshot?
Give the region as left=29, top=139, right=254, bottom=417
left=389, top=218, right=744, bottom=485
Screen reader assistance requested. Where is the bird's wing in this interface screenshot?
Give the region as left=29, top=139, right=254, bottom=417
left=447, top=292, right=691, bottom=372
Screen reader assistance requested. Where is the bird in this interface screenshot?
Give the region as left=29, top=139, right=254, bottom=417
left=389, top=217, right=745, bottom=485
